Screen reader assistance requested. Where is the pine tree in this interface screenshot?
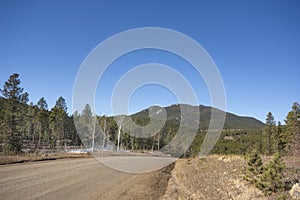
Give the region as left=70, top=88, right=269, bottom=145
left=37, top=97, right=49, bottom=149
left=49, top=96, right=68, bottom=149
left=264, top=112, right=276, bottom=155
left=74, top=104, right=98, bottom=151
left=284, top=102, right=300, bottom=158
left=244, top=149, right=264, bottom=186
left=0, top=73, right=23, bottom=101
left=0, top=73, right=26, bottom=153
left=20, top=92, right=29, bottom=104
left=276, top=121, right=286, bottom=155
left=259, top=153, right=285, bottom=195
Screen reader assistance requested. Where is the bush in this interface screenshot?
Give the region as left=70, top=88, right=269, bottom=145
left=245, top=151, right=286, bottom=196
left=259, top=153, right=285, bottom=195
left=244, top=149, right=264, bottom=185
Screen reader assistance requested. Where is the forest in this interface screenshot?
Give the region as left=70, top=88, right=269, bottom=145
left=0, top=73, right=299, bottom=159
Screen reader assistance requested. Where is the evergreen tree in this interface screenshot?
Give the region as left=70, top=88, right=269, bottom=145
left=263, top=112, right=276, bottom=155
left=49, top=96, right=68, bottom=149
left=259, top=153, right=285, bottom=195
left=74, top=104, right=97, bottom=150
left=244, top=149, right=264, bottom=186
left=0, top=73, right=25, bottom=153
left=54, top=96, right=67, bottom=112
left=20, top=92, right=29, bottom=104
left=37, top=97, right=48, bottom=110
left=276, top=121, right=286, bottom=155
left=0, top=73, right=23, bottom=101
left=37, top=97, right=49, bottom=148
left=284, top=102, right=300, bottom=157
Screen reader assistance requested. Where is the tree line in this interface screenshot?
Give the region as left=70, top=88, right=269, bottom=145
left=263, top=103, right=300, bottom=157
left=0, top=73, right=180, bottom=154
left=188, top=102, right=300, bottom=157
left=0, top=73, right=81, bottom=154
left=1, top=73, right=299, bottom=159
left=243, top=103, right=299, bottom=198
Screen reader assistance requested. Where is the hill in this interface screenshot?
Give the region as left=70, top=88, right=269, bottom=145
left=131, top=104, right=264, bottom=131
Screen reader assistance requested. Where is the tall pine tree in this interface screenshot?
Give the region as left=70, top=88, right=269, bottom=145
left=0, top=73, right=26, bottom=153
left=284, top=102, right=300, bottom=166
left=49, top=96, right=68, bottom=149
left=263, top=112, right=276, bottom=155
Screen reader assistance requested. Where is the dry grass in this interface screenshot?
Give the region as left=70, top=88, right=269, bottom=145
left=162, top=155, right=267, bottom=200
left=163, top=155, right=300, bottom=200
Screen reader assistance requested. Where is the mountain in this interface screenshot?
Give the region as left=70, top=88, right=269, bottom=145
left=131, top=104, right=264, bottom=130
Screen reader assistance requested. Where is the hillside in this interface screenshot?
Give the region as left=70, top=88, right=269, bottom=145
left=131, top=104, right=264, bottom=131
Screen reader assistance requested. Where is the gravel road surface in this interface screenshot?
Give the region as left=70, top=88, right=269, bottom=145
left=0, top=157, right=173, bottom=200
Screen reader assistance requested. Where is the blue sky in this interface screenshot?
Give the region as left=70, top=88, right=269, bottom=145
left=0, top=0, right=299, bottom=123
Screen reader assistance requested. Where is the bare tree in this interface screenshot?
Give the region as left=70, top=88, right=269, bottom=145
left=116, top=115, right=125, bottom=152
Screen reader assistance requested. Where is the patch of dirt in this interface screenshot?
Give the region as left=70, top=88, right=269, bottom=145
left=0, top=153, right=92, bottom=165
left=95, top=162, right=175, bottom=200
left=162, top=155, right=267, bottom=200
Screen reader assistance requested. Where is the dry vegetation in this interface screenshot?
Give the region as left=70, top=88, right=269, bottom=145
left=162, top=155, right=300, bottom=200
left=162, top=155, right=299, bottom=200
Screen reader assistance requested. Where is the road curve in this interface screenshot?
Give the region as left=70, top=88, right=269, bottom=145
left=0, top=158, right=173, bottom=200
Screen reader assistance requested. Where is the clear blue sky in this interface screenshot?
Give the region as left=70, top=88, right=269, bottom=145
left=0, top=0, right=299, bottom=123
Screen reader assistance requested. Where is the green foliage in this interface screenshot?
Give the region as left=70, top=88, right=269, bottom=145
left=244, top=149, right=263, bottom=186
left=49, top=97, right=69, bottom=149
left=127, top=104, right=264, bottom=156
left=0, top=73, right=297, bottom=160
left=276, top=121, right=286, bottom=155
left=276, top=193, right=287, bottom=200
left=74, top=104, right=94, bottom=148
left=263, top=112, right=276, bottom=155
left=259, top=153, right=285, bottom=195
left=198, top=129, right=264, bottom=156
left=0, top=73, right=26, bottom=154
left=244, top=151, right=286, bottom=196
left=284, top=102, right=300, bottom=156
left=0, top=73, right=23, bottom=101
left=0, top=74, right=82, bottom=153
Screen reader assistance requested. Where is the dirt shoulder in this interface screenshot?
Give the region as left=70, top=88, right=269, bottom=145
left=162, top=155, right=267, bottom=200
left=0, top=152, right=92, bottom=165
left=95, top=162, right=174, bottom=200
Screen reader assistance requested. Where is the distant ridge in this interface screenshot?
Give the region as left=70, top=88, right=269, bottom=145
left=0, top=96, right=264, bottom=130
left=131, top=104, right=264, bottom=130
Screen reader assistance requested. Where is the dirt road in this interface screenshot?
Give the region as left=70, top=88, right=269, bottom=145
left=0, top=158, right=173, bottom=200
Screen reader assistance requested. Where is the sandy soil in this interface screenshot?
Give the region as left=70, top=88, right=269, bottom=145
left=0, top=158, right=173, bottom=200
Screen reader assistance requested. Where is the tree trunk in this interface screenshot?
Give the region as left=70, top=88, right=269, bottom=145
left=117, top=125, right=121, bottom=151
left=102, top=120, right=106, bottom=149
left=157, top=133, right=160, bottom=150
left=91, top=115, right=97, bottom=153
